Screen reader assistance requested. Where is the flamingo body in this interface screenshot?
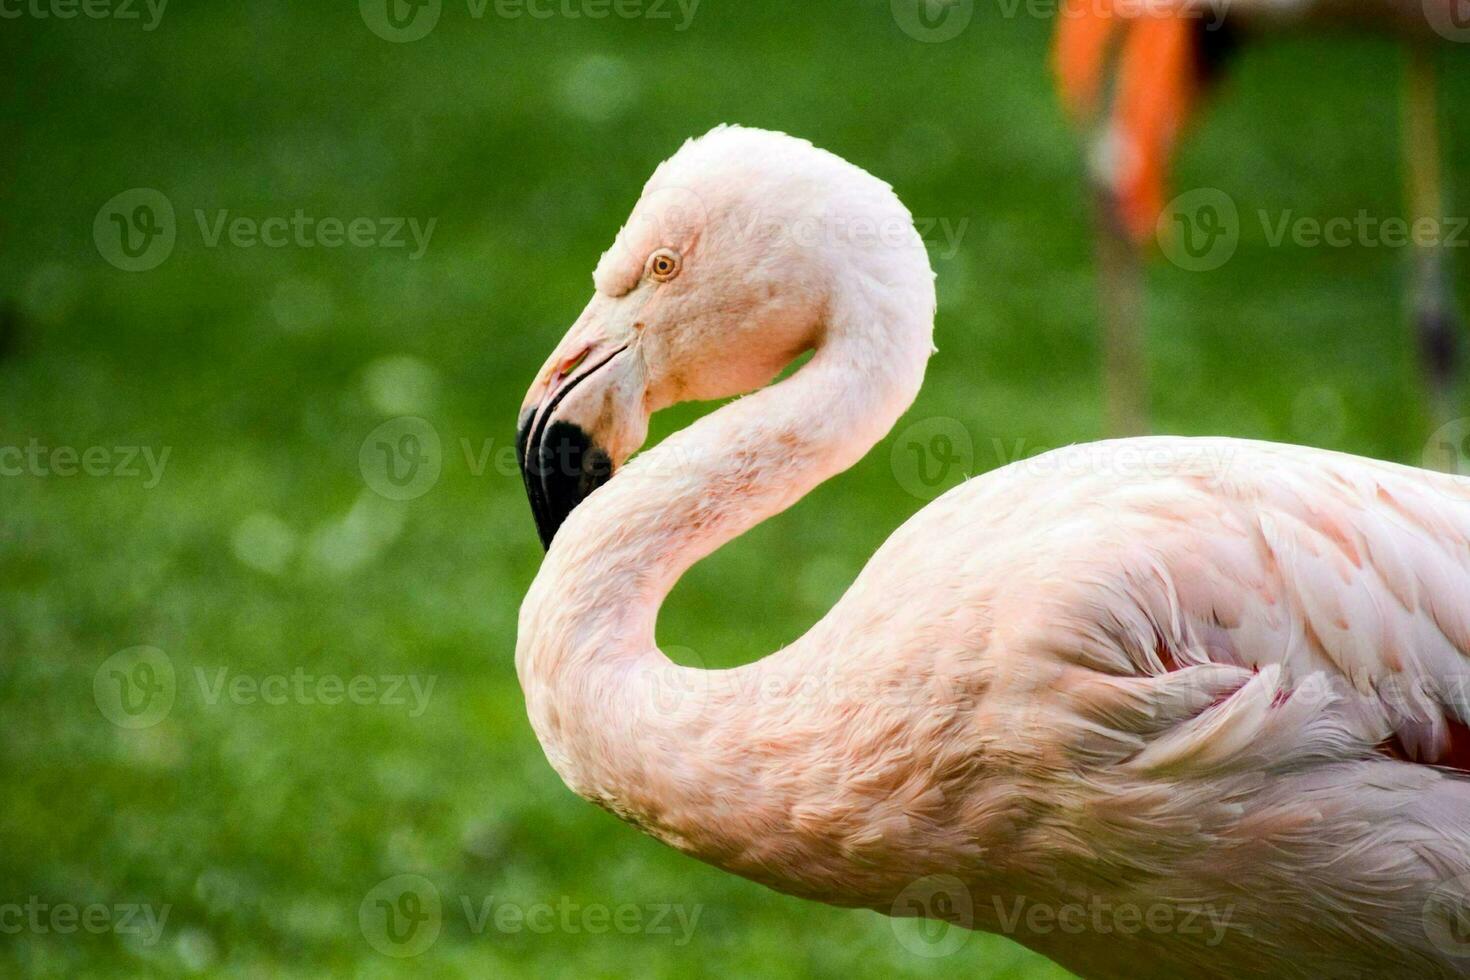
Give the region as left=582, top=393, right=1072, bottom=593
left=515, top=126, right=1470, bottom=978
left=673, top=437, right=1470, bottom=976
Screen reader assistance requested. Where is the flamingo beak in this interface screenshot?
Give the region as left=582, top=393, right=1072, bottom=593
left=516, top=413, right=612, bottom=551
left=520, top=318, right=652, bottom=552
left=517, top=354, right=620, bottom=552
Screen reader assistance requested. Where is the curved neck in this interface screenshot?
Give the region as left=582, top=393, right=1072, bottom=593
left=516, top=260, right=933, bottom=886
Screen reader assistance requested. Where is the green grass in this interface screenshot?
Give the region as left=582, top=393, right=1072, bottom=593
left=1, top=2, right=1467, bottom=976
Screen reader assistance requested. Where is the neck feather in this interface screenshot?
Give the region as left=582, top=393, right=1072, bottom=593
left=516, top=256, right=934, bottom=886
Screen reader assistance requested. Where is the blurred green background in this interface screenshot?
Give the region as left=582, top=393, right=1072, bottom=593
left=2, top=1, right=1467, bottom=976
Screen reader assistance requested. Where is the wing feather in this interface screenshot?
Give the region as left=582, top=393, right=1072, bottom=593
left=983, top=439, right=1470, bottom=769
left=1145, top=442, right=1470, bottom=764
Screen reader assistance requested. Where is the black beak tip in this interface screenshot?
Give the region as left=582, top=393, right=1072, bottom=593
left=517, top=416, right=613, bottom=551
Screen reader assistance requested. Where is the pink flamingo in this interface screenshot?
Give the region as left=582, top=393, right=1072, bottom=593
left=516, top=126, right=1470, bottom=978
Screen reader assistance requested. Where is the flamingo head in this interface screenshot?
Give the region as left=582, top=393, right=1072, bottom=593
left=517, top=125, right=923, bottom=549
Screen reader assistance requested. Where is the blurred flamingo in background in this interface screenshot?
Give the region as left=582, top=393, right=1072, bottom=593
left=1053, top=0, right=1464, bottom=437
left=516, top=126, right=1470, bottom=978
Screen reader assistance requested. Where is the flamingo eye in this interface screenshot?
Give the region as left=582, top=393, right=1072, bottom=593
left=647, top=249, right=681, bottom=282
